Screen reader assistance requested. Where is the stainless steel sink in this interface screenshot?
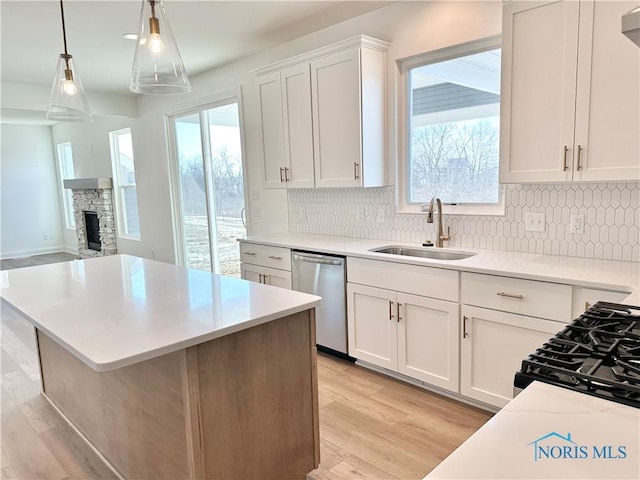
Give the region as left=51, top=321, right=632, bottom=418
left=369, top=246, right=476, bottom=261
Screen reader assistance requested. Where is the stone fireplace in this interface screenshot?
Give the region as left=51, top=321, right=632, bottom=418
left=63, top=178, right=117, bottom=258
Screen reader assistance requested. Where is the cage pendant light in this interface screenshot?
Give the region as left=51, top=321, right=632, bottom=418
left=130, top=0, right=191, bottom=95
left=46, top=0, right=92, bottom=122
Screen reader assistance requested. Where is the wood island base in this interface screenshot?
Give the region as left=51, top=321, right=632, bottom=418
left=36, top=309, right=320, bottom=480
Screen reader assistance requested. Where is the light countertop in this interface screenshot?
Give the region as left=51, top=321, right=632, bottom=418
left=0, top=254, right=320, bottom=372
left=240, top=232, right=639, bottom=303
left=425, top=382, right=640, bottom=479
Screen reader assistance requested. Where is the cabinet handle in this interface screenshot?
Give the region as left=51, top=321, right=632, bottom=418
left=389, top=300, right=394, bottom=321
left=268, top=255, right=282, bottom=260
left=585, top=301, right=591, bottom=311
left=576, top=145, right=582, bottom=171
left=397, top=302, right=402, bottom=322
left=243, top=251, right=256, bottom=256
left=284, top=167, right=290, bottom=182
left=258, top=273, right=263, bottom=283
left=562, top=145, right=569, bottom=171
left=463, top=316, right=469, bottom=339
left=497, top=292, right=524, bottom=300
left=263, top=274, right=269, bottom=284
left=354, top=162, right=360, bottom=180
left=279, top=167, right=285, bottom=183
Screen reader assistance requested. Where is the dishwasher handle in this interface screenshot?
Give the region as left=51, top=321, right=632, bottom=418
left=292, top=252, right=344, bottom=266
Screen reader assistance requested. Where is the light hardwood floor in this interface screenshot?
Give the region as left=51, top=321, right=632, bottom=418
left=1, top=262, right=492, bottom=479
left=0, top=252, right=78, bottom=271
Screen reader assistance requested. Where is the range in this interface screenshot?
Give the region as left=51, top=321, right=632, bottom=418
left=515, top=301, right=640, bottom=409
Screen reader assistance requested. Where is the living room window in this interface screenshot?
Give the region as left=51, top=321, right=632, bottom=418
left=56, top=142, right=75, bottom=229
left=397, top=36, right=504, bottom=215
left=109, top=128, right=140, bottom=239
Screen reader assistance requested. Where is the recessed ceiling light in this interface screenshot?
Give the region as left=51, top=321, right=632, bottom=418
left=122, top=33, right=138, bottom=40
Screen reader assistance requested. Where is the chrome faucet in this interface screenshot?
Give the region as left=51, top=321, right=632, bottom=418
left=425, top=197, right=450, bottom=248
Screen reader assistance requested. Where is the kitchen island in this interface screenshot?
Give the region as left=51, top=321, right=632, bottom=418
left=0, top=254, right=322, bottom=480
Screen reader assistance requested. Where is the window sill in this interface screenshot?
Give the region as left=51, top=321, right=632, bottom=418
left=119, top=234, right=141, bottom=242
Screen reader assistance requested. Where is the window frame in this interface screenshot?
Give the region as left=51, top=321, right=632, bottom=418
left=56, top=142, right=76, bottom=229
left=109, top=127, right=141, bottom=240
left=396, top=35, right=505, bottom=216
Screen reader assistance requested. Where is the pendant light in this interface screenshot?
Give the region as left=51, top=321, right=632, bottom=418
left=46, top=0, right=92, bottom=122
left=130, top=0, right=191, bottom=95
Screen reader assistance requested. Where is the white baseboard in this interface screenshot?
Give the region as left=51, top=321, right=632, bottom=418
left=0, top=245, right=73, bottom=260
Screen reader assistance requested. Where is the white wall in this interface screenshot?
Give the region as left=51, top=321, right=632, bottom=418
left=127, top=1, right=501, bottom=264
left=0, top=124, right=65, bottom=257
left=2, top=2, right=500, bottom=263
left=51, top=116, right=135, bottom=251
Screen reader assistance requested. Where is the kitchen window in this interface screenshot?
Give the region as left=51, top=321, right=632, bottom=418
left=397, top=36, right=504, bottom=215
left=56, top=142, right=75, bottom=229
left=109, top=128, right=140, bottom=239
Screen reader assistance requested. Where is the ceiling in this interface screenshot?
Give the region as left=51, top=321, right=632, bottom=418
left=0, top=0, right=390, bottom=96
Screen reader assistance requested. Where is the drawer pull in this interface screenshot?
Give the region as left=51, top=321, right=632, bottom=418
left=268, top=255, right=282, bottom=260
left=389, top=300, right=394, bottom=321
left=243, top=252, right=256, bottom=256
left=497, top=292, right=524, bottom=300
left=258, top=273, right=264, bottom=283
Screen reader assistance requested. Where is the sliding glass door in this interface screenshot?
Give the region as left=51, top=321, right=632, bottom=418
left=169, top=96, right=247, bottom=276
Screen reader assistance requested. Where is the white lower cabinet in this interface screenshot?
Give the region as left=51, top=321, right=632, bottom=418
left=347, top=283, right=459, bottom=392
left=460, top=305, right=564, bottom=408
left=240, top=263, right=292, bottom=289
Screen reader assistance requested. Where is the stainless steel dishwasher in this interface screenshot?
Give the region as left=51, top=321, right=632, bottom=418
left=291, top=250, right=349, bottom=356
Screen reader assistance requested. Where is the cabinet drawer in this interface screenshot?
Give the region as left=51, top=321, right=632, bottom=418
left=461, top=272, right=572, bottom=323
left=347, top=257, right=458, bottom=302
left=239, top=243, right=292, bottom=271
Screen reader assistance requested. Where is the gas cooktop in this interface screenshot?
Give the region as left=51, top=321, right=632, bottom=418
left=514, top=301, right=640, bottom=408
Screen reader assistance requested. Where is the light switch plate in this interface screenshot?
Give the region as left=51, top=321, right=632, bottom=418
left=525, top=212, right=545, bottom=232
left=356, top=208, right=365, bottom=223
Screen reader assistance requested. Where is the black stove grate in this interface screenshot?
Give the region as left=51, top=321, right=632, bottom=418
left=515, top=301, right=640, bottom=408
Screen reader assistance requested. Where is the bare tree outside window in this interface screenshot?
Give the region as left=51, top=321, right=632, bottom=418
left=408, top=47, right=501, bottom=207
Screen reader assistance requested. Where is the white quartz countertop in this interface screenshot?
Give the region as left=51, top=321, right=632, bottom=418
left=425, top=382, right=640, bottom=479
left=240, top=232, right=639, bottom=303
left=0, top=255, right=321, bottom=372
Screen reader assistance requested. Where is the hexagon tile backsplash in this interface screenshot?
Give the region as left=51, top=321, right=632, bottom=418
left=288, top=182, right=640, bottom=262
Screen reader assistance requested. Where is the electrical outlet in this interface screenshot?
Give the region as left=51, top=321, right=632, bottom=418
left=525, top=212, right=545, bottom=232
left=356, top=208, right=365, bottom=223
left=376, top=208, right=384, bottom=224
left=570, top=214, right=585, bottom=234
left=300, top=208, right=307, bottom=221
left=252, top=205, right=261, bottom=218
left=251, top=189, right=259, bottom=201
left=49, top=233, right=56, bottom=240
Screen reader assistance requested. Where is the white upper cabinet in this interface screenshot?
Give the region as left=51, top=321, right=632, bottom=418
left=281, top=64, right=315, bottom=188
left=256, top=72, right=286, bottom=189
left=500, top=0, right=640, bottom=183
left=256, top=35, right=389, bottom=189
left=573, top=0, right=640, bottom=182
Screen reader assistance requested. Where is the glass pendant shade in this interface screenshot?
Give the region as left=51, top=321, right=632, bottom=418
left=130, top=0, right=191, bottom=94
left=46, top=54, right=92, bottom=122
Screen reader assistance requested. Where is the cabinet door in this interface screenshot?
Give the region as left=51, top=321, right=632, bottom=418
left=240, top=262, right=263, bottom=283
left=347, top=283, right=397, bottom=370
left=311, top=48, right=362, bottom=188
left=397, top=293, right=459, bottom=392
left=281, top=64, right=315, bottom=188
left=573, top=0, right=640, bottom=182
left=256, top=72, right=285, bottom=189
left=500, top=0, right=580, bottom=183
left=460, top=305, right=563, bottom=408
left=262, top=265, right=292, bottom=290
